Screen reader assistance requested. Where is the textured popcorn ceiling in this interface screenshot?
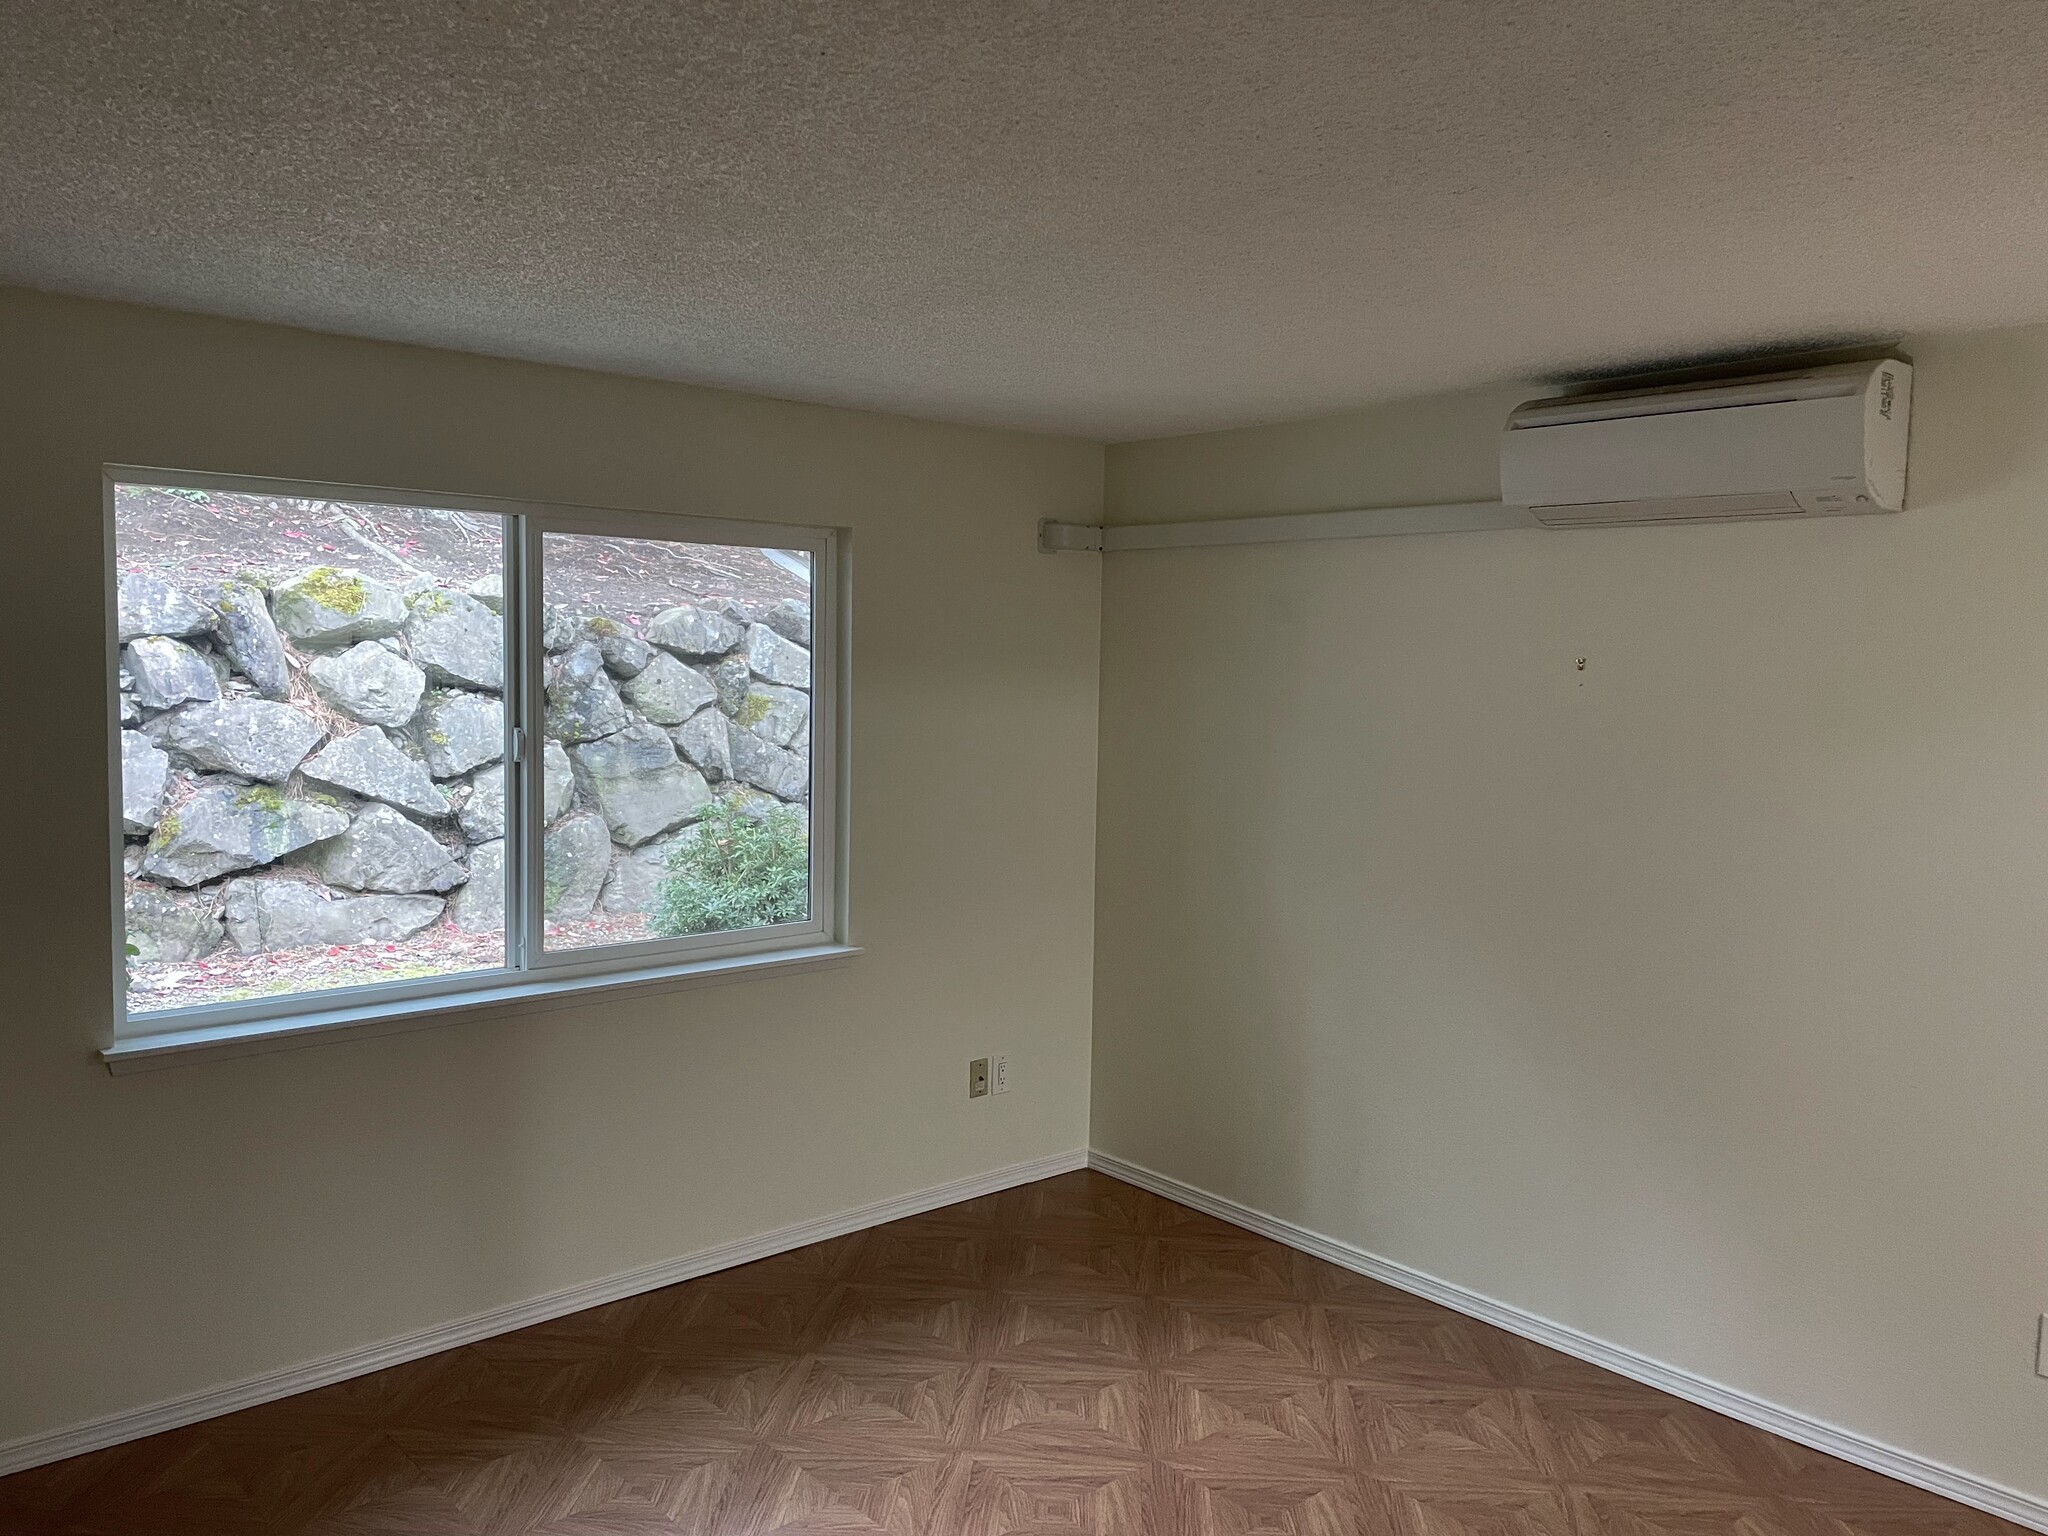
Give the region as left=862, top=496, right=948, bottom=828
left=4, top=2, right=2047, bottom=438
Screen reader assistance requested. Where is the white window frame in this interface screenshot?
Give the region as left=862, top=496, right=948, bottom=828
left=101, top=467, right=853, bottom=1072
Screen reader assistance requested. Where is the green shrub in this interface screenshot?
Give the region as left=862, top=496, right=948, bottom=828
left=652, top=800, right=808, bottom=936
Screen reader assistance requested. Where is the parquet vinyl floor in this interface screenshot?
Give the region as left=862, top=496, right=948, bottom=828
left=0, top=1170, right=2020, bottom=1535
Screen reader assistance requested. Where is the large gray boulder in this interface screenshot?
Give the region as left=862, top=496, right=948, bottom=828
left=598, top=825, right=707, bottom=917
left=739, top=682, right=810, bottom=749
left=124, top=885, right=225, bottom=962
left=743, top=623, right=811, bottom=688
left=148, top=699, right=325, bottom=782
left=710, top=653, right=752, bottom=716
left=621, top=650, right=718, bottom=725
left=310, top=803, right=468, bottom=894
left=403, top=589, right=504, bottom=691
left=538, top=738, right=578, bottom=819
left=545, top=640, right=630, bottom=743
left=568, top=723, right=712, bottom=846
left=458, top=741, right=573, bottom=842
left=121, top=730, right=170, bottom=835
left=580, top=616, right=651, bottom=677
left=458, top=764, right=506, bottom=844
left=141, top=780, right=352, bottom=887
left=728, top=724, right=809, bottom=801
left=466, top=573, right=504, bottom=613
left=223, top=877, right=443, bottom=953
left=125, top=636, right=220, bottom=710
left=117, top=573, right=215, bottom=642
left=646, top=603, right=741, bottom=659
left=671, top=708, right=732, bottom=782
left=719, top=783, right=803, bottom=823
left=271, top=568, right=407, bottom=648
left=308, top=641, right=427, bottom=728
left=542, top=603, right=581, bottom=653
left=544, top=810, right=611, bottom=921
left=762, top=599, right=812, bottom=647
left=208, top=580, right=291, bottom=699
left=414, top=690, right=504, bottom=777
left=448, top=839, right=505, bottom=932
left=301, top=729, right=450, bottom=819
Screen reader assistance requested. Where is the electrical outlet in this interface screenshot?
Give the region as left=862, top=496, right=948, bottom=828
left=2037, top=1315, right=2047, bottom=1379
left=968, top=1057, right=990, bottom=1099
left=993, top=1053, right=1010, bottom=1094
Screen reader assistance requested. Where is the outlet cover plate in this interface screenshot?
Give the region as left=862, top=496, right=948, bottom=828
left=968, top=1057, right=990, bottom=1099
left=993, top=1054, right=1010, bottom=1094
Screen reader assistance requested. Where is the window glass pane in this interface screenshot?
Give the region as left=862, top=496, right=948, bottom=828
left=539, top=531, right=813, bottom=952
left=115, top=483, right=509, bottom=1016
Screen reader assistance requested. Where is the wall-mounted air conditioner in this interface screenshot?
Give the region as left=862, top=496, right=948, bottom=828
left=1500, top=359, right=1911, bottom=527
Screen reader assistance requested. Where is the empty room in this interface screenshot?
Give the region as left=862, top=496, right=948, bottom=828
left=5, top=2, right=2048, bottom=1532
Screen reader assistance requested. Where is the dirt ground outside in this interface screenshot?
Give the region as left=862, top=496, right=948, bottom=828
left=116, top=484, right=807, bottom=618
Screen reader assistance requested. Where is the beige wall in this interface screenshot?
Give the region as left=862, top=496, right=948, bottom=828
left=1093, top=328, right=2048, bottom=1497
left=13, top=282, right=2048, bottom=1501
left=0, top=288, right=1102, bottom=1445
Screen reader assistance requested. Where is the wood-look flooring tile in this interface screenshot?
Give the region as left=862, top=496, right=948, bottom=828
left=1160, top=1461, right=1376, bottom=1536
left=0, top=1169, right=2029, bottom=1536
left=1157, top=1234, right=1310, bottom=1303
left=1007, top=1233, right=1152, bottom=1295
left=1382, top=1480, right=1581, bottom=1536
left=716, top=1441, right=958, bottom=1536
left=1320, top=1303, right=1510, bottom=1386
left=1157, top=1370, right=1346, bottom=1468
left=517, top=1439, right=741, bottom=1535
left=847, top=1229, right=1005, bottom=1292
left=1013, top=1175, right=1156, bottom=1236
left=778, top=1355, right=979, bottom=1447
left=1343, top=1380, right=1562, bottom=1486
left=955, top=1454, right=1157, bottom=1536
left=994, top=1292, right=1153, bottom=1369
left=1161, top=1299, right=1322, bottom=1377
left=974, top=1364, right=1152, bottom=1459
left=1531, top=1392, right=1753, bottom=1492
left=808, top=1285, right=990, bottom=1363
left=1567, top=1484, right=1804, bottom=1536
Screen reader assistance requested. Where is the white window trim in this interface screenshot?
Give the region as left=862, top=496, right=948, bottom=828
left=99, top=944, right=861, bottom=1074
left=102, top=466, right=852, bottom=1070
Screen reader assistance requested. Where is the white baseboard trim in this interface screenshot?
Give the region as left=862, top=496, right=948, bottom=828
left=0, top=1147, right=1088, bottom=1478
left=1088, top=1149, right=2048, bottom=1534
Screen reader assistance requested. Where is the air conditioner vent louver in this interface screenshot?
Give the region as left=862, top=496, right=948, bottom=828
left=1530, top=491, right=1804, bottom=528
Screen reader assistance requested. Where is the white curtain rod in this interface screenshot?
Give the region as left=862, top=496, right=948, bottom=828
left=1039, top=501, right=1538, bottom=553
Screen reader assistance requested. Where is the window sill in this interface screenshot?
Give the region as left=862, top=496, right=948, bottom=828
left=101, top=944, right=862, bottom=1075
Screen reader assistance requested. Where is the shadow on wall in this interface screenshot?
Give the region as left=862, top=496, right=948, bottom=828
left=1907, top=332, right=2048, bottom=506
left=1153, top=545, right=1335, bottom=1217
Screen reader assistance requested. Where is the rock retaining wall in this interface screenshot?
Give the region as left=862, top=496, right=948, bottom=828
left=118, top=565, right=813, bottom=967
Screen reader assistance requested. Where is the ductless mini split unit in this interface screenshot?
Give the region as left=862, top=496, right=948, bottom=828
left=1038, top=357, right=1913, bottom=552
left=1499, top=359, right=1911, bottom=527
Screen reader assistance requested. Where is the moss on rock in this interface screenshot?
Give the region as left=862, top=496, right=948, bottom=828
left=296, top=566, right=369, bottom=615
